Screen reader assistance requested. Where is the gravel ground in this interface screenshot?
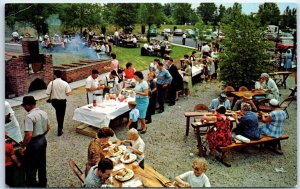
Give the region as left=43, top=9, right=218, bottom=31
left=12, top=72, right=297, bottom=187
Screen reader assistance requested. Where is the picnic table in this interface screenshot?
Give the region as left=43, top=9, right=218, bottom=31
left=73, top=97, right=135, bottom=128
left=231, top=90, right=266, bottom=98
left=269, top=71, right=292, bottom=89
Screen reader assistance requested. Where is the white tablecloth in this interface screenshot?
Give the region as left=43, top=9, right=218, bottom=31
left=192, top=65, right=203, bottom=77
left=73, top=98, right=135, bottom=128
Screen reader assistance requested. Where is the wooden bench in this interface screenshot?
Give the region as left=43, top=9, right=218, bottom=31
left=216, top=135, right=289, bottom=167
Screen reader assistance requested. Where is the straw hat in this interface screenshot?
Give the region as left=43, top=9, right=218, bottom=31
left=242, top=92, right=252, bottom=100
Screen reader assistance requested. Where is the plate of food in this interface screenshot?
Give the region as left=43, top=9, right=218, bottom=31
left=120, top=153, right=137, bottom=164
left=114, top=168, right=134, bottom=182
left=110, top=146, right=124, bottom=157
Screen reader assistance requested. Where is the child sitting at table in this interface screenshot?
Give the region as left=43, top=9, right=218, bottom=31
left=126, top=101, right=139, bottom=129
left=122, top=128, right=145, bottom=169
left=175, top=158, right=211, bottom=187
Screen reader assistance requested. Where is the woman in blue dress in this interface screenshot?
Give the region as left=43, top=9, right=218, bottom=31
left=133, top=71, right=149, bottom=134
left=284, top=49, right=292, bottom=70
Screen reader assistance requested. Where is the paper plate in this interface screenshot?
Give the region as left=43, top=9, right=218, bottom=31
left=114, top=168, right=134, bottom=182
left=120, top=153, right=137, bottom=164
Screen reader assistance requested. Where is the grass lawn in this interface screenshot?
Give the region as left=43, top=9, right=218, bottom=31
left=50, top=44, right=196, bottom=71
left=112, top=44, right=195, bottom=71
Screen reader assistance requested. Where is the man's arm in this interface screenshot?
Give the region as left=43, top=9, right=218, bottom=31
left=19, top=131, right=33, bottom=155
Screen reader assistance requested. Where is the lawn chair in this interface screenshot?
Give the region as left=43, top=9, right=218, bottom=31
left=279, top=96, right=296, bottom=119
left=69, top=160, right=85, bottom=187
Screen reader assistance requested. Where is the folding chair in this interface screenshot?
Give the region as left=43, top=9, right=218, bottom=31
left=69, top=160, right=85, bottom=186
left=279, top=96, right=296, bottom=119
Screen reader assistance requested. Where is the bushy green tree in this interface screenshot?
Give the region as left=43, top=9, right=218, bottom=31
left=219, top=14, right=273, bottom=89
left=256, top=3, right=280, bottom=26
left=196, top=3, right=217, bottom=24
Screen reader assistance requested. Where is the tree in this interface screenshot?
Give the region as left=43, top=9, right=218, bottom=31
left=194, top=18, right=210, bottom=43
left=196, top=3, right=217, bottom=24
left=111, top=3, right=139, bottom=32
left=257, top=3, right=280, bottom=26
left=172, top=3, right=193, bottom=25
left=218, top=15, right=273, bottom=89
left=216, top=4, right=226, bottom=23
left=282, top=6, right=297, bottom=30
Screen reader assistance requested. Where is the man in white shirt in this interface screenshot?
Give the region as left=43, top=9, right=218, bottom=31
left=85, top=69, right=104, bottom=104
left=182, top=33, right=186, bottom=45
left=46, top=70, right=71, bottom=136
left=5, top=101, right=23, bottom=143
left=132, top=36, right=137, bottom=47
left=202, top=42, right=211, bottom=56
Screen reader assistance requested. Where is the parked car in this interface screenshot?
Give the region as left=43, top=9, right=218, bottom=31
left=279, top=32, right=294, bottom=40
left=161, top=28, right=171, bottom=36
left=149, top=27, right=157, bottom=37
left=173, top=29, right=183, bottom=36
left=205, top=32, right=225, bottom=41
left=185, top=29, right=197, bottom=38
left=276, top=40, right=294, bottom=52
left=265, top=33, right=278, bottom=41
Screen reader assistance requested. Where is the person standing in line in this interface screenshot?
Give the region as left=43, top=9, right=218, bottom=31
left=167, top=58, right=183, bottom=106
left=156, top=62, right=173, bottom=113
left=46, top=70, right=71, bottom=136
left=284, top=49, right=292, bottom=71
left=110, top=53, right=119, bottom=72
left=145, top=72, right=157, bottom=124
left=126, top=101, right=139, bottom=130
left=85, top=69, right=104, bottom=104
left=5, top=101, right=23, bottom=143
left=182, top=32, right=186, bottom=45
left=19, top=96, right=51, bottom=187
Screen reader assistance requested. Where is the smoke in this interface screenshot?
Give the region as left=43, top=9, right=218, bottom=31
left=45, top=14, right=62, bottom=35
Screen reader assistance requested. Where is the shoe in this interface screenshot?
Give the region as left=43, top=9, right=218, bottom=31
left=140, top=127, right=147, bottom=134
left=157, top=109, right=164, bottom=113
left=146, top=120, right=152, bottom=124
left=137, top=128, right=143, bottom=131
left=58, top=131, right=63, bottom=136
left=175, top=98, right=179, bottom=101
left=168, top=103, right=175, bottom=106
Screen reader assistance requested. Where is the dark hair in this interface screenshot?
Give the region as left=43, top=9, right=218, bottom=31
left=192, top=51, right=197, bottom=54
left=111, top=53, right=116, bottom=59
left=184, top=54, right=189, bottom=58
left=164, top=56, right=170, bottom=60
left=169, top=57, right=173, bottom=62
left=92, top=69, right=99, bottom=74
left=97, top=127, right=114, bottom=139
left=54, top=70, right=62, bottom=78
left=126, top=62, right=133, bottom=69
left=97, top=158, right=113, bottom=173
left=157, top=62, right=164, bottom=67
left=134, top=71, right=144, bottom=80
left=111, top=70, right=117, bottom=76
left=216, top=106, right=226, bottom=114
left=117, top=69, right=123, bottom=74
left=154, top=58, right=160, bottom=63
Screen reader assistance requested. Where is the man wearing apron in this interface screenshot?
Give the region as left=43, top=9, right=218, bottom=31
left=85, top=69, right=104, bottom=104
left=101, top=70, right=118, bottom=95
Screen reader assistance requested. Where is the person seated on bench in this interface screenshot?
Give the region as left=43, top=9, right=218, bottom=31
left=232, top=103, right=261, bottom=140
left=208, top=93, right=231, bottom=111
left=203, top=105, right=232, bottom=157
left=260, top=73, right=280, bottom=101
left=232, top=92, right=257, bottom=112
left=259, top=99, right=287, bottom=139
left=175, top=158, right=211, bottom=187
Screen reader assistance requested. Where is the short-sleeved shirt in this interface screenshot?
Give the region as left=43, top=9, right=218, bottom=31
left=86, top=75, right=102, bottom=95
left=132, top=136, right=145, bottom=164
left=129, top=108, right=139, bottom=122
left=100, top=75, right=118, bottom=93
left=111, top=59, right=119, bottom=72
left=259, top=110, right=286, bottom=138
left=179, top=171, right=211, bottom=187
left=156, top=69, right=172, bottom=85
left=46, top=78, right=71, bottom=100
left=134, top=81, right=149, bottom=99
left=208, top=98, right=231, bottom=111
left=84, top=165, right=104, bottom=187
left=24, top=108, right=49, bottom=137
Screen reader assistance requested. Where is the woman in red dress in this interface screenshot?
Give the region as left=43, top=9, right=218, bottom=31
left=203, top=105, right=232, bottom=155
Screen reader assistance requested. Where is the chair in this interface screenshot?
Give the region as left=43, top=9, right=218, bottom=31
left=238, top=86, right=249, bottom=91
left=69, top=160, right=85, bottom=186
left=279, top=96, right=296, bottom=119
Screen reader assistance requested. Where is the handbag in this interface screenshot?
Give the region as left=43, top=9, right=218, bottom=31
left=183, top=75, right=190, bottom=82
left=46, top=80, right=53, bottom=103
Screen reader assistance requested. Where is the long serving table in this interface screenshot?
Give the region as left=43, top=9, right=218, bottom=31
left=73, top=97, right=135, bottom=128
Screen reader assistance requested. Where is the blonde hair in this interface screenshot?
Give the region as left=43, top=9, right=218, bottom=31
left=192, top=158, right=208, bottom=173
left=127, top=128, right=139, bottom=137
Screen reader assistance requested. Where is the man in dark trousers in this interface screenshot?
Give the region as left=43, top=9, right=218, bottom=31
left=46, top=70, right=71, bottom=136
left=19, top=96, right=51, bottom=187
left=167, top=58, right=183, bottom=106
